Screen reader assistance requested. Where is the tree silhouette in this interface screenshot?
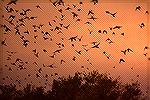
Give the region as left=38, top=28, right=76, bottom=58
left=0, top=70, right=146, bottom=100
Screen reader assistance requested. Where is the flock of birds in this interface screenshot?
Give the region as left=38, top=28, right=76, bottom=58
left=0, top=0, right=150, bottom=89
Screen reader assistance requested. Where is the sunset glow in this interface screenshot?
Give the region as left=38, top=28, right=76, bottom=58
left=0, top=0, right=150, bottom=98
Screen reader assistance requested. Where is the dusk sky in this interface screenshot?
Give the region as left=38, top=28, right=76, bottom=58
left=0, top=0, right=150, bottom=97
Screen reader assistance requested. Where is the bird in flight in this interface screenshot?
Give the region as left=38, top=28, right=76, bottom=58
left=121, top=33, right=125, bottom=36
left=88, top=29, right=93, bottom=34
left=47, top=64, right=55, bottom=68
left=64, top=24, right=70, bottom=30
left=53, top=49, right=63, bottom=54
left=7, top=0, right=18, bottom=5
left=144, top=46, right=149, bottom=50
left=143, top=53, right=147, bottom=56
left=75, top=50, right=82, bottom=55
left=145, top=11, right=149, bottom=14
left=1, top=39, right=7, bottom=46
left=71, top=12, right=78, bottom=19
left=69, top=35, right=78, bottom=42
left=105, top=11, right=117, bottom=17
left=91, top=42, right=100, bottom=48
left=113, top=26, right=122, bottom=29
left=5, top=6, right=14, bottom=13
left=88, top=15, right=97, bottom=21
left=119, top=59, right=125, bottom=63
left=88, top=10, right=94, bottom=15
left=121, top=50, right=127, bottom=55
left=85, top=21, right=92, bottom=25
left=103, top=30, right=107, bottom=34
left=135, top=6, right=141, bottom=11
left=139, top=23, right=145, bottom=28
left=91, top=0, right=98, bottom=5
left=127, top=48, right=133, bottom=53
left=73, top=56, right=76, bottom=61
left=36, top=5, right=42, bottom=10
left=60, top=60, right=65, bottom=64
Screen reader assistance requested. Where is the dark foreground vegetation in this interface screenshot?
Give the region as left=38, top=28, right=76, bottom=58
left=0, top=71, right=146, bottom=100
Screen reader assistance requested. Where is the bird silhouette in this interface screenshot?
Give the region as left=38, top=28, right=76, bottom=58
left=113, top=26, right=122, bottom=29
left=43, top=49, right=47, bottom=53
left=91, top=0, right=98, bottom=5
left=57, top=0, right=65, bottom=6
left=145, top=11, right=149, bottom=14
left=1, top=24, right=11, bottom=32
left=8, top=15, right=15, bottom=21
left=7, top=0, right=18, bottom=5
left=50, top=54, right=55, bottom=58
left=135, top=6, right=141, bottom=11
left=34, top=52, right=39, bottom=58
left=77, top=36, right=83, bottom=41
left=144, top=46, right=149, bottom=50
left=54, top=49, right=63, bottom=54
left=98, top=30, right=101, bottom=33
left=84, top=48, right=89, bottom=52
left=88, top=15, right=97, bottom=21
left=85, top=21, right=92, bottom=25
left=112, top=32, right=116, bottom=35
left=79, top=1, right=83, bottom=4
left=59, top=23, right=63, bottom=27
left=60, top=60, right=65, bottom=64
left=88, top=29, right=93, bottom=34
left=8, top=67, right=12, bottom=71
left=23, top=39, right=29, bottom=47
left=65, top=7, right=72, bottom=10
left=91, top=42, right=100, bottom=48
left=81, top=66, right=84, bottom=68
left=121, top=50, right=127, bottom=55
left=24, top=30, right=29, bottom=34
left=72, top=4, right=76, bottom=8
left=75, top=50, right=82, bottom=55
left=119, top=58, right=125, bottom=63
left=54, top=73, right=58, bottom=76
left=58, top=9, right=63, bottom=13
left=47, top=64, right=55, bottom=68
left=36, top=73, right=40, bottom=78
left=143, top=53, right=147, bottom=56
left=5, top=6, right=14, bottom=13
left=54, top=26, right=62, bottom=31
left=103, top=30, right=107, bottom=34
left=121, top=33, right=125, bottom=36
left=71, top=12, right=78, bottom=18
left=73, top=56, right=76, bottom=61
left=30, top=16, right=37, bottom=20
left=64, top=24, right=70, bottom=29
left=36, top=5, right=42, bottom=10
left=88, top=10, right=94, bottom=15
left=110, top=12, right=117, bottom=17
left=77, top=9, right=82, bottom=11
left=38, top=68, right=42, bottom=73
left=76, top=18, right=81, bottom=22
left=69, top=35, right=78, bottom=42
left=139, top=23, right=145, bottom=28
left=127, top=48, right=133, bottom=53
left=1, top=39, right=7, bottom=46
left=106, top=11, right=117, bottom=17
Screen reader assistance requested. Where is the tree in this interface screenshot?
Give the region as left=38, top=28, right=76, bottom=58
left=0, top=70, right=145, bottom=100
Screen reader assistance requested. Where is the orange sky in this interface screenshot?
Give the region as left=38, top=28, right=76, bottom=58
left=0, top=0, right=150, bottom=97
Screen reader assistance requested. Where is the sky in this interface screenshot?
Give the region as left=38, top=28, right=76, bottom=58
left=0, top=0, right=150, bottom=97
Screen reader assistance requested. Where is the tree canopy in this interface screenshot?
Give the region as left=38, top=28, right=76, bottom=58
left=0, top=70, right=146, bottom=100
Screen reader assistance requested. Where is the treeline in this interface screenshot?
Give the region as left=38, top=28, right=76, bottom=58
left=0, top=71, right=146, bottom=100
